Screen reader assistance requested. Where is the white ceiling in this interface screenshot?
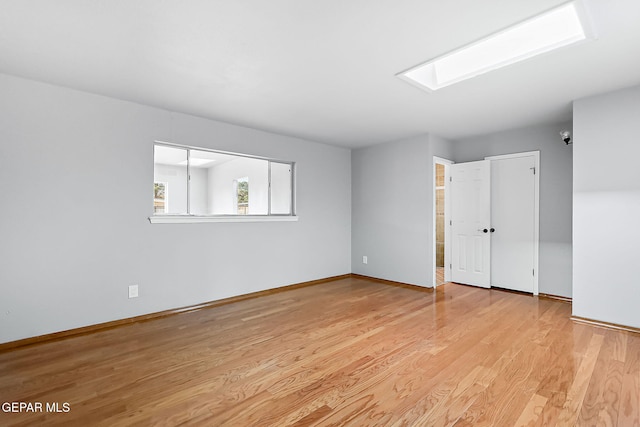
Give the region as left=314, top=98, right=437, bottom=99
left=0, top=0, right=639, bottom=149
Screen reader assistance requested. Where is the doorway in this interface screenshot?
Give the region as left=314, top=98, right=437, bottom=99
left=433, top=157, right=453, bottom=287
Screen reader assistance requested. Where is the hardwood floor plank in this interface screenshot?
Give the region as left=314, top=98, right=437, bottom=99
left=411, top=366, right=489, bottom=427
left=556, top=332, right=605, bottom=426
left=513, top=393, right=548, bottom=427
left=618, top=333, right=640, bottom=427
left=577, top=329, right=625, bottom=427
left=1, top=278, right=639, bottom=426
left=612, top=330, right=629, bottom=362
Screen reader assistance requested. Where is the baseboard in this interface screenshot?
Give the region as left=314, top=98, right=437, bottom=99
left=538, top=293, right=572, bottom=303
left=0, top=274, right=351, bottom=352
left=571, top=316, right=640, bottom=334
left=350, top=274, right=434, bottom=293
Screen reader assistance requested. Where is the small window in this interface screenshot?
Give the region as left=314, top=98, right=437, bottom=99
left=154, top=182, right=167, bottom=214
left=152, top=142, right=295, bottom=221
left=235, top=177, right=249, bottom=215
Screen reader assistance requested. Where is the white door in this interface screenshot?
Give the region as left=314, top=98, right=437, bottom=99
left=450, top=160, right=491, bottom=288
left=489, top=155, right=537, bottom=293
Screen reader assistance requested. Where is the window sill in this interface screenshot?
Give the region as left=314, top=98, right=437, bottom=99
left=148, top=215, right=298, bottom=224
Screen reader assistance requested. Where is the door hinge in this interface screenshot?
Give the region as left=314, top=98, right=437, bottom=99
left=450, top=264, right=452, bottom=269
left=450, top=220, right=452, bottom=226
left=450, top=176, right=452, bottom=182
left=533, top=269, right=535, bottom=276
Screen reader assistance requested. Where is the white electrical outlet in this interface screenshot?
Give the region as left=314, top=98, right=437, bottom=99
left=128, top=284, right=139, bottom=299
left=363, top=256, right=368, bottom=264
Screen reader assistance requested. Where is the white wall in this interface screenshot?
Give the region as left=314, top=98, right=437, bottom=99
left=452, top=122, right=574, bottom=298
left=189, top=167, right=209, bottom=215
left=573, top=84, right=640, bottom=328
left=0, top=73, right=351, bottom=344
left=351, top=133, right=453, bottom=286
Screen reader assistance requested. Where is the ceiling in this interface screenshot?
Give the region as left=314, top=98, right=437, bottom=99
left=0, top=0, right=639, bottom=149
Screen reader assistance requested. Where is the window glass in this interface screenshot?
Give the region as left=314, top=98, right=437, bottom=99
left=236, top=177, right=249, bottom=215
left=153, top=143, right=294, bottom=217
left=154, top=182, right=167, bottom=214
left=270, top=162, right=292, bottom=214
left=188, top=149, right=221, bottom=215
left=204, top=154, right=268, bottom=215
left=153, top=145, right=188, bottom=214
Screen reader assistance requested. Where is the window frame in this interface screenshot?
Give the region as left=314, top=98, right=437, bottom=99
left=149, top=141, right=297, bottom=224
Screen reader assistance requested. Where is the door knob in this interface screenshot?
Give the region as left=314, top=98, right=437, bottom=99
left=490, top=228, right=495, bottom=233
left=478, top=228, right=488, bottom=233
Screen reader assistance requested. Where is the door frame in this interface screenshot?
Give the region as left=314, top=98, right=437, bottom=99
left=485, top=151, right=540, bottom=295
left=432, top=156, right=454, bottom=287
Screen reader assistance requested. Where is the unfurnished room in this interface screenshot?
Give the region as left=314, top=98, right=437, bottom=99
left=1, top=1, right=639, bottom=426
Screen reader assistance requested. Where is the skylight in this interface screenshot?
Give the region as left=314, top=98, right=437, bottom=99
left=398, top=1, right=592, bottom=91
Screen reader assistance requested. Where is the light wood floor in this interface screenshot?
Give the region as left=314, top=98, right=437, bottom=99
left=436, top=267, right=445, bottom=286
left=1, top=277, right=638, bottom=426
